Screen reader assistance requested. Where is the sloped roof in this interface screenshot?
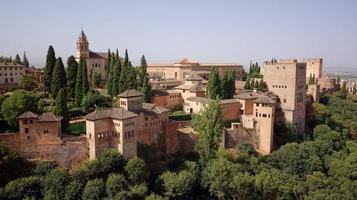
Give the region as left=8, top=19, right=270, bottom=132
left=186, top=97, right=239, bottom=105
left=142, top=103, right=169, bottom=114
left=185, top=73, right=203, bottom=81
left=17, top=111, right=39, bottom=119
left=118, top=90, right=143, bottom=98
left=175, top=83, right=205, bottom=92
left=38, top=112, right=62, bottom=122
left=253, top=96, right=276, bottom=104
left=235, top=90, right=265, bottom=100
left=84, top=108, right=138, bottom=121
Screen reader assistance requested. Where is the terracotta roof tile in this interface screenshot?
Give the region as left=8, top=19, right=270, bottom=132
left=84, top=108, right=138, bottom=121
left=17, top=111, right=38, bottom=119
left=118, top=89, right=143, bottom=98
left=38, top=112, right=62, bottom=122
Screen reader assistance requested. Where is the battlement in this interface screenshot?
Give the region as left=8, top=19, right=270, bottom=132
left=303, top=58, right=323, bottom=63
left=263, top=59, right=297, bottom=65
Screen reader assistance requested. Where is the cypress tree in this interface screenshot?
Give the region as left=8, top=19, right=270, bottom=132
left=138, top=55, right=148, bottom=90
left=123, top=49, right=129, bottom=67
left=23, top=52, right=29, bottom=68
left=105, top=49, right=111, bottom=80
left=312, top=74, right=316, bottom=84
left=54, top=88, right=69, bottom=128
left=75, top=57, right=84, bottom=106
left=206, top=67, right=221, bottom=99
left=127, top=62, right=137, bottom=90
left=142, top=75, right=152, bottom=103
left=51, top=57, right=67, bottom=97
left=337, top=75, right=340, bottom=85
left=82, top=58, right=89, bottom=95
left=227, top=71, right=236, bottom=99
left=44, top=45, right=56, bottom=93
left=107, top=56, right=115, bottom=96
left=258, top=80, right=264, bottom=91
left=113, top=58, right=122, bottom=96
left=353, top=83, right=356, bottom=95
left=14, top=54, right=22, bottom=64
left=66, top=56, right=78, bottom=99
left=118, top=63, right=127, bottom=93
left=220, top=72, right=229, bottom=99
left=115, top=49, right=119, bottom=62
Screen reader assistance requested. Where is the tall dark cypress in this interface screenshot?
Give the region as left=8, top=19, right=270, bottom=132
left=113, top=58, right=122, bottom=96
left=51, top=57, right=67, bottom=98
left=107, top=56, right=115, bottom=96
left=105, top=49, right=111, bottom=80
left=123, top=49, right=129, bottom=67
left=227, top=71, right=236, bottom=99
left=75, top=57, right=84, bottom=106
left=138, top=55, right=148, bottom=90
left=23, top=52, right=29, bottom=68
left=82, top=58, right=89, bottom=95
left=127, top=62, right=137, bottom=90
left=66, top=56, right=78, bottom=99
left=14, top=54, right=22, bottom=64
left=44, top=45, right=56, bottom=93
left=54, top=88, right=69, bottom=128
left=220, top=72, right=229, bottom=99
left=142, top=75, right=152, bottom=103
left=206, top=67, right=221, bottom=99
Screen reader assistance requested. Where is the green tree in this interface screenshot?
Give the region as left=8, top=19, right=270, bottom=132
left=127, top=62, right=138, bottom=90
left=23, top=52, right=29, bottom=68
left=82, top=179, right=105, bottom=200
left=4, top=176, right=43, bottom=200
left=353, top=82, right=356, bottom=95
left=254, top=80, right=259, bottom=89
left=51, top=57, right=67, bottom=97
left=220, top=72, right=229, bottom=99
left=106, top=173, right=127, bottom=197
left=18, top=75, right=37, bottom=91
left=43, top=168, right=70, bottom=200
left=1, top=90, right=39, bottom=126
left=66, top=56, right=78, bottom=99
left=82, top=59, right=89, bottom=95
left=107, top=57, right=115, bottom=96
left=145, top=193, right=167, bottom=200
left=81, top=91, right=93, bottom=113
left=32, top=160, right=56, bottom=176
left=98, top=149, right=126, bottom=177
left=113, top=59, right=122, bottom=95
left=75, top=57, right=84, bottom=106
left=14, top=53, right=22, bottom=64
left=138, top=55, right=148, bottom=90
left=227, top=71, right=236, bottom=99
left=0, top=142, right=26, bottom=186
left=92, top=69, right=101, bottom=88
left=206, top=67, right=221, bottom=99
left=192, top=99, right=223, bottom=165
left=105, top=48, right=111, bottom=80
left=202, top=156, right=240, bottom=199
left=64, top=181, right=84, bottom=200
left=142, top=75, right=152, bottom=103
left=44, top=45, right=56, bottom=93
left=159, top=170, right=196, bottom=199
left=125, top=157, right=146, bottom=183
left=54, top=88, right=69, bottom=128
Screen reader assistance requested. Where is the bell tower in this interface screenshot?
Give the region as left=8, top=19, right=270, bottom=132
left=76, top=29, right=89, bottom=59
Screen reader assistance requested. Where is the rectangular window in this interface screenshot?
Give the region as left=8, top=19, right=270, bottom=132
left=24, top=120, right=28, bottom=124
left=44, top=129, right=49, bottom=134
left=25, top=128, right=29, bottom=133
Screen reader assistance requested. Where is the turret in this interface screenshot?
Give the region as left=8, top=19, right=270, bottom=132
left=76, top=29, right=89, bottom=59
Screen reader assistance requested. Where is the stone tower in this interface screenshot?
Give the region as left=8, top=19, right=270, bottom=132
left=76, top=29, right=89, bottom=59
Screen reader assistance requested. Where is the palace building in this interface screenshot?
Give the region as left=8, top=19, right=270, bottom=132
left=147, top=58, right=244, bottom=82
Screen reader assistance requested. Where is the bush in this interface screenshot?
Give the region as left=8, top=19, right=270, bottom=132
left=32, top=160, right=56, bottom=176
left=82, top=179, right=105, bottom=200
left=106, top=173, right=127, bottom=197
left=125, top=158, right=146, bottom=183
left=65, top=122, right=86, bottom=136
left=5, top=176, right=43, bottom=200
left=237, top=142, right=255, bottom=155
left=168, top=114, right=191, bottom=121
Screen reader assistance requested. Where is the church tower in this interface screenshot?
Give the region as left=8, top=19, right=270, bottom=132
left=76, top=29, right=89, bottom=59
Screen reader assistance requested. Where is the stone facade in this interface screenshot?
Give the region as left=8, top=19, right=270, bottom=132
left=304, top=58, right=323, bottom=82
left=147, top=58, right=244, bottom=82
left=261, top=59, right=306, bottom=135
left=0, top=63, right=26, bottom=89
left=84, top=90, right=173, bottom=160
left=0, top=112, right=88, bottom=167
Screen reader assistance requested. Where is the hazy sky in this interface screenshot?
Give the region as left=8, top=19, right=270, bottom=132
left=1, top=0, right=356, bottom=71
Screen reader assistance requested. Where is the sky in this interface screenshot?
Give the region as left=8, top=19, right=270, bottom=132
left=0, top=0, right=357, bottom=71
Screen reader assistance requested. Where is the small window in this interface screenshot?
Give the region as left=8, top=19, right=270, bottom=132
left=44, top=129, right=49, bottom=134
left=25, top=128, right=29, bottom=133
left=24, top=120, right=28, bottom=124
left=283, top=99, right=287, bottom=103
left=29, top=120, right=33, bottom=124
